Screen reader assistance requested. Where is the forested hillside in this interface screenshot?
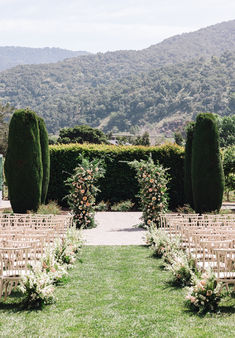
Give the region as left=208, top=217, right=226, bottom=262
left=0, top=47, right=90, bottom=71
left=0, top=20, right=234, bottom=134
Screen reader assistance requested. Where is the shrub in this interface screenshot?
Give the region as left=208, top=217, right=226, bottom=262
left=223, top=145, right=235, bottom=201
left=192, top=113, right=224, bottom=213
left=47, top=143, right=184, bottom=210
left=65, top=156, right=105, bottom=228
left=110, top=200, right=134, bottom=211
left=57, top=125, right=108, bottom=144
left=4, top=109, right=43, bottom=213
left=38, top=117, right=50, bottom=204
left=129, top=156, right=170, bottom=226
left=186, top=271, right=223, bottom=313
left=36, top=201, right=62, bottom=215
left=94, top=200, right=109, bottom=211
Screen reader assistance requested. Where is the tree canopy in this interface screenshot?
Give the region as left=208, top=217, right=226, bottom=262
left=57, top=125, right=108, bottom=144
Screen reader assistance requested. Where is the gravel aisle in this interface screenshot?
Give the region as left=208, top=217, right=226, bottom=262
left=82, top=212, right=146, bottom=245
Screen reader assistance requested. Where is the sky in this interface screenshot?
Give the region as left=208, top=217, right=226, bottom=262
left=0, top=0, right=234, bottom=53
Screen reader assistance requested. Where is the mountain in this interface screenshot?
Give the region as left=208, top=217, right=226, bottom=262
left=0, top=20, right=234, bottom=135
left=0, top=46, right=90, bottom=71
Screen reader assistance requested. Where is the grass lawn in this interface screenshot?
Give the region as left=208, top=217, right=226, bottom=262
left=0, top=246, right=234, bottom=337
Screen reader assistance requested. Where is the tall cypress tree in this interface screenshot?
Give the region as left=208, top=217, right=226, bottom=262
left=191, top=113, right=224, bottom=213
left=38, top=117, right=50, bottom=204
left=184, top=122, right=195, bottom=208
left=4, top=109, right=43, bottom=213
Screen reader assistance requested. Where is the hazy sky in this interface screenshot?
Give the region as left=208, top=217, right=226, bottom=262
left=0, top=0, right=234, bottom=52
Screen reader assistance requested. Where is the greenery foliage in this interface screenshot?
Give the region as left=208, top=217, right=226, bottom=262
left=66, top=156, right=105, bottom=228
left=110, top=200, right=134, bottom=211
left=128, top=157, right=170, bottom=226
left=48, top=143, right=184, bottom=210
left=36, top=201, right=62, bottom=215
left=217, top=115, right=235, bottom=148
left=191, top=113, right=224, bottom=213
left=57, top=125, right=108, bottom=144
left=38, top=117, right=50, bottom=204
left=223, top=145, right=235, bottom=201
left=4, top=109, right=43, bottom=213
left=0, top=101, right=14, bottom=155
left=94, top=200, right=109, bottom=211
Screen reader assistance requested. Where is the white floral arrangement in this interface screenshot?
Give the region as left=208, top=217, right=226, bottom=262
left=165, top=251, right=196, bottom=286
left=18, top=226, right=83, bottom=308
left=42, top=245, right=68, bottom=283
left=18, top=261, right=55, bottom=308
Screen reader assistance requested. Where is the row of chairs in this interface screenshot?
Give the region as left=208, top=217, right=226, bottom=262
left=0, top=213, right=73, bottom=230
left=0, top=213, right=73, bottom=300
left=159, top=213, right=235, bottom=291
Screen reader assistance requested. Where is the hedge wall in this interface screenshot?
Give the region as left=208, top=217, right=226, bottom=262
left=47, top=143, right=184, bottom=210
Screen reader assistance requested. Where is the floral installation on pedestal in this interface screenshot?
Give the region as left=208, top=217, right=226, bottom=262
left=66, top=155, right=105, bottom=228
left=128, top=155, right=170, bottom=227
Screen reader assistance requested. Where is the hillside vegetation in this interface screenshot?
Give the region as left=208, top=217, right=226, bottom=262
left=0, top=20, right=234, bottom=134
left=0, top=46, right=90, bottom=71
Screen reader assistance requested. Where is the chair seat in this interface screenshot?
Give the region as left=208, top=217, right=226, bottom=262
left=215, top=272, right=235, bottom=279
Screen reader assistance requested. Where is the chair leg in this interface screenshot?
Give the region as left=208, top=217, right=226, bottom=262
left=4, top=281, right=9, bottom=301
left=0, top=280, right=3, bottom=299
left=8, top=281, right=14, bottom=296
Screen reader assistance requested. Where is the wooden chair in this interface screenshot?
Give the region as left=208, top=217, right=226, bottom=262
left=214, top=248, right=235, bottom=292
left=0, top=246, right=35, bottom=300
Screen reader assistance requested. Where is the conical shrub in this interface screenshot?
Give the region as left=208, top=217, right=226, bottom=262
left=191, top=113, right=224, bottom=213
left=38, top=117, right=50, bottom=204
left=184, top=122, right=195, bottom=208
left=4, top=109, right=43, bottom=213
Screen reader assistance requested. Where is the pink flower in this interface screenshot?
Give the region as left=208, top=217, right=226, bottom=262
left=190, top=296, right=196, bottom=303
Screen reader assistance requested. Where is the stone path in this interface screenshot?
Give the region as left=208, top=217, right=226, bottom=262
left=82, top=212, right=146, bottom=245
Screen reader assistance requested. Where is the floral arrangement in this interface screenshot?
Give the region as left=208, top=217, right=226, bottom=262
left=146, top=226, right=224, bottom=314
left=66, top=226, right=84, bottom=254
left=146, top=226, right=180, bottom=258
left=18, top=226, right=83, bottom=308
left=53, top=237, right=77, bottom=267
left=146, top=227, right=171, bottom=257
left=165, top=251, right=197, bottom=286
left=186, top=271, right=222, bottom=313
left=41, top=245, right=68, bottom=283
left=18, top=261, right=56, bottom=309
left=146, top=227, right=198, bottom=286
left=128, top=156, right=170, bottom=227
left=66, top=156, right=105, bottom=228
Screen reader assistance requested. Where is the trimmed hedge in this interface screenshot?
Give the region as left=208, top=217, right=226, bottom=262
left=184, top=123, right=195, bottom=208
left=5, top=109, right=43, bottom=213
left=38, top=117, right=50, bottom=204
left=47, top=143, right=184, bottom=210
left=192, top=113, right=224, bottom=213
